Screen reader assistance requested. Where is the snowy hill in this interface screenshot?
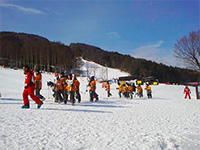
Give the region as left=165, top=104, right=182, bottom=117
left=73, top=58, right=130, bottom=80
left=0, top=67, right=200, bottom=150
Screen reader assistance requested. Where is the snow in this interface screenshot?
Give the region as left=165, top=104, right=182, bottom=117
left=0, top=67, right=200, bottom=150
left=77, top=58, right=130, bottom=80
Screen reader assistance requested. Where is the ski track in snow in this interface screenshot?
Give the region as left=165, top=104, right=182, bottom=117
left=0, top=68, right=200, bottom=150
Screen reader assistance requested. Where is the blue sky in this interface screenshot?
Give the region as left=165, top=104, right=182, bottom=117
left=0, top=0, right=199, bottom=68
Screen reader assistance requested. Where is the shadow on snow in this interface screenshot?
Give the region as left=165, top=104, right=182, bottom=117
left=0, top=97, right=22, bottom=101
left=42, top=107, right=112, bottom=113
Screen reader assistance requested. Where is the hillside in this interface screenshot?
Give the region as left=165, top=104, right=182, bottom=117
left=0, top=32, right=75, bottom=73
left=0, top=31, right=199, bottom=83
left=70, top=43, right=199, bottom=83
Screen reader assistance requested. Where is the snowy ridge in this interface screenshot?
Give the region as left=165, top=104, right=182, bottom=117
left=0, top=67, right=200, bottom=150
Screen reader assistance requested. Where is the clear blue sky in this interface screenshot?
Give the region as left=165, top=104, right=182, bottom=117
left=0, top=0, right=199, bottom=68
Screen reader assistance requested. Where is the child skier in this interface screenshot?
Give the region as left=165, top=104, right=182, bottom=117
left=145, top=83, right=152, bottom=98
left=184, top=86, right=191, bottom=99
left=106, top=81, right=112, bottom=97
left=127, top=83, right=133, bottom=99
left=136, top=84, right=143, bottom=98
left=88, top=76, right=99, bottom=102
left=122, top=84, right=129, bottom=98
left=117, top=82, right=123, bottom=98
left=67, top=74, right=76, bottom=105
left=22, top=65, right=43, bottom=109
left=34, top=69, right=45, bottom=101
left=74, top=76, right=81, bottom=103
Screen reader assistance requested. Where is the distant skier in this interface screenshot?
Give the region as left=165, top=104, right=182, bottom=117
left=106, top=81, right=112, bottom=97
left=122, top=84, right=129, bottom=98
left=67, top=74, right=76, bottom=105
left=184, top=86, right=191, bottom=99
left=145, top=83, right=152, bottom=98
left=34, top=69, right=45, bottom=101
left=132, top=83, right=136, bottom=97
left=74, top=76, right=81, bottom=103
left=22, top=65, right=43, bottom=109
left=136, top=84, right=143, bottom=98
left=88, top=76, right=99, bottom=102
left=55, top=73, right=64, bottom=103
left=117, top=82, right=123, bottom=98
left=127, top=83, right=133, bottom=99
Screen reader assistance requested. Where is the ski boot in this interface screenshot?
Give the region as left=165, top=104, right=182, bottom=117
left=37, top=103, right=43, bottom=109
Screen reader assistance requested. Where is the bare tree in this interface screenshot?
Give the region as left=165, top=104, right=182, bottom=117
left=174, top=30, right=200, bottom=71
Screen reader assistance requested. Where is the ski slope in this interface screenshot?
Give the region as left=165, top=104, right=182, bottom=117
left=0, top=67, right=200, bottom=150
left=77, top=58, right=130, bottom=80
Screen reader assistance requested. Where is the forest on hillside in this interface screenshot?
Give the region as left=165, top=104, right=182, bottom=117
left=0, top=32, right=75, bottom=73
left=0, top=32, right=199, bottom=83
left=70, top=43, right=199, bottom=83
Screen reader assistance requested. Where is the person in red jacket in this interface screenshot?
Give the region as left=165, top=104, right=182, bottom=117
left=22, top=65, right=43, bottom=109
left=184, top=86, right=191, bottom=99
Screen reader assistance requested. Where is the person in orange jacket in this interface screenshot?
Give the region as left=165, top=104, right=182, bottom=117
left=127, top=83, right=133, bottom=99
left=88, top=76, right=99, bottom=102
left=67, top=74, right=76, bottom=105
left=137, top=84, right=143, bottom=98
left=123, top=84, right=129, bottom=98
left=74, top=76, right=81, bottom=103
left=34, top=69, right=45, bottom=101
left=64, top=75, right=70, bottom=104
left=55, top=72, right=65, bottom=103
left=105, top=81, right=112, bottom=97
left=22, top=65, right=43, bottom=109
left=184, top=85, right=191, bottom=99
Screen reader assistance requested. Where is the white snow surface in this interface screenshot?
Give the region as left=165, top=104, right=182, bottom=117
left=78, top=59, right=130, bottom=80
left=0, top=68, right=200, bottom=150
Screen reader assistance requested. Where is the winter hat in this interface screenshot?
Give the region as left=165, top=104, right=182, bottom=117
left=36, top=69, right=40, bottom=73
left=91, top=76, right=95, bottom=80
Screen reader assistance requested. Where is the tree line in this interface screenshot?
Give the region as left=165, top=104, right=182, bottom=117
left=0, top=31, right=199, bottom=83
left=69, top=43, right=199, bottom=83
left=0, top=32, right=75, bottom=73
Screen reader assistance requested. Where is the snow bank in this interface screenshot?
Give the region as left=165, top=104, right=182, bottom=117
left=0, top=68, right=200, bottom=150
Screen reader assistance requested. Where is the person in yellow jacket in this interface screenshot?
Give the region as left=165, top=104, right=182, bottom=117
left=117, top=82, right=123, bottom=98
left=136, top=84, right=143, bottom=98
left=145, top=83, right=152, bottom=98
left=105, top=81, right=112, bottom=97
left=34, top=69, right=45, bottom=101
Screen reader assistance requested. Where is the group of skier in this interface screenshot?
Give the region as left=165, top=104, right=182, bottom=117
left=116, top=81, right=152, bottom=99
left=21, top=65, right=192, bottom=109
left=47, top=73, right=100, bottom=104
left=47, top=72, right=81, bottom=105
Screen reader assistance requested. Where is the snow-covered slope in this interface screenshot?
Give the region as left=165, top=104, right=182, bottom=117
left=76, top=59, right=130, bottom=80
left=0, top=68, right=200, bottom=150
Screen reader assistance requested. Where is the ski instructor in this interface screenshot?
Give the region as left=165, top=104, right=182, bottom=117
left=21, top=65, right=43, bottom=109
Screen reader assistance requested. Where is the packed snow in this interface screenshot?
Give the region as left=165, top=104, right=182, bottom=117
left=0, top=66, right=200, bottom=150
